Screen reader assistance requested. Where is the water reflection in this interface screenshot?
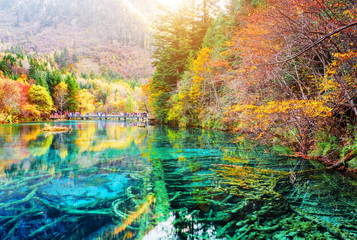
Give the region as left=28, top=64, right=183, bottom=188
left=0, top=121, right=148, bottom=174
left=0, top=121, right=356, bottom=239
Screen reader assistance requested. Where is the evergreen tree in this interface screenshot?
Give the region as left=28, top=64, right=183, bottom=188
left=0, top=58, right=11, bottom=77
left=72, top=40, right=79, bottom=63
left=71, top=71, right=77, bottom=80
left=72, top=52, right=79, bottom=63
left=28, top=56, right=45, bottom=81
left=64, top=74, right=79, bottom=111
left=63, top=47, right=69, bottom=62
left=36, top=73, right=49, bottom=90
left=54, top=52, right=59, bottom=64
left=90, top=70, right=95, bottom=79
left=202, top=12, right=228, bottom=49
left=59, top=51, right=66, bottom=68
left=81, top=72, right=89, bottom=79
left=150, top=0, right=218, bottom=122
left=46, top=70, right=62, bottom=96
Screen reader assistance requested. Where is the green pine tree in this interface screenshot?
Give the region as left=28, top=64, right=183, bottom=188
left=46, top=70, right=62, bottom=97
left=36, top=74, right=49, bottom=90
left=150, top=0, right=218, bottom=122
left=64, top=74, right=79, bottom=111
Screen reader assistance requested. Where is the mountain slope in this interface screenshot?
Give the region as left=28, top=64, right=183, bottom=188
left=0, top=0, right=155, bottom=79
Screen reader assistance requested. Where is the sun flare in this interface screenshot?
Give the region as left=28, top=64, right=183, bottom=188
left=157, top=0, right=183, bottom=8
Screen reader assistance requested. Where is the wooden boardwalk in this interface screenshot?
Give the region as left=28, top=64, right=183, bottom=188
left=50, top=114, right=148, bottom=122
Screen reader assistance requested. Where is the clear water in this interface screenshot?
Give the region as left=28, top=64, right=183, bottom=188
left=0, top=121, right=356, bottom=239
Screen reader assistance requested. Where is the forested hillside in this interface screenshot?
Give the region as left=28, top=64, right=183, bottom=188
left=0, top=0, right=158, bottom=125
left=0, top=52, right=143, bottom=123
left=1, top=0, right=357, bottom=169
left=0, top=0, right=155, bottom=79
left=146, top=0, right=357, bottom=169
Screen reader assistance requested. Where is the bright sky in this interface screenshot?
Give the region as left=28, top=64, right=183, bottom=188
left=156, top=0, right=183, bottom=8
left=156, top=0, right=228, bottom=10
left=122, top=0, right=229, bottom=25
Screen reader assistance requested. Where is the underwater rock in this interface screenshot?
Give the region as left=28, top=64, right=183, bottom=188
left=38, top=173, right=130, bottom=206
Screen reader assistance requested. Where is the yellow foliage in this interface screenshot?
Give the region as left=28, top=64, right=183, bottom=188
left=233, top=100, right=331, bottom=118
left=28, top=85, right=54, bottom=114
left=111, top=100, right=126, bottom=112
left=230, top=99, right=331, bottom=136
left=193, top=48, right=211, bottom=74
left=75, top=89, right=95, bottom=113
left=76, top=78, right=136, bottom=112
left=17, top=74, right=28, bottom=83
left=189, top=48, right=212, bottom=107
left=20, top=104, right=41, bottom=118
left=319, top=50, right=357, bottom=108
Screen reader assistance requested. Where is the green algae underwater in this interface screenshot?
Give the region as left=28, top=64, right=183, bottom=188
left=0, top=121, right=356, bottom=239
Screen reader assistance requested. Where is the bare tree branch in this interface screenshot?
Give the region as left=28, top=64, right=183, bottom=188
left=260, top=21, right=357, bottom=66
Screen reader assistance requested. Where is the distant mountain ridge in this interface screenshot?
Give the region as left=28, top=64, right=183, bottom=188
left=0, top=0, right=155, bottom=79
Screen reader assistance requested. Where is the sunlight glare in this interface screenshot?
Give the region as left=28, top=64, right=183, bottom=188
left=156, top=0, right=228, bottom=10
left=157, top=0, right=183, bottom=9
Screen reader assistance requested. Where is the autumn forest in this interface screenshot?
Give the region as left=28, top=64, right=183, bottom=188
left=1, top=0, right=357, bottom=239
left=1, top=0, right=357, bottom=171
left=148, top=0, right=357, bottom=171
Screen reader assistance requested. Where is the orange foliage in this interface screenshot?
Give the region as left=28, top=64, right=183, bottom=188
left=138, top=80, right=151, bottom=112
left=0, top=77, right=21, bottom=122
left=0, top=77, right=41, bottom=121
left=223, top=0, right=357, bottom=156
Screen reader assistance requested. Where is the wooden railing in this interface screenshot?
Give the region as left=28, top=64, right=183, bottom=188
left=50, top=114, right=148, bottom=121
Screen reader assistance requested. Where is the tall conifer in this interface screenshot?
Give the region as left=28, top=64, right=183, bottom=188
left=150, top=0, right=218, bottom=122
left=64, top=74, right=79, bottom=111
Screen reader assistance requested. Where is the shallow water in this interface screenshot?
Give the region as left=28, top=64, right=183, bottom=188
left=0, top=121, right=356, bottom=239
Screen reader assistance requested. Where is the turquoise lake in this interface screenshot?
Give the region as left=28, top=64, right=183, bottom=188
left=0, top=121, right=357, bottom=239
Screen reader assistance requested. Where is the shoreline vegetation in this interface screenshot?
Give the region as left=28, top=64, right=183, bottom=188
left=2, top=1, right=357, bottom=239
left=146, top=0, right=357, bottom=172
left=7, top=116, right=357, bottom=174
left=1, top=0, right=357, bottom=172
